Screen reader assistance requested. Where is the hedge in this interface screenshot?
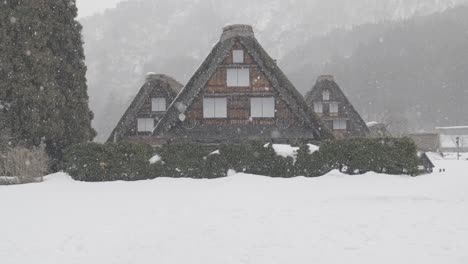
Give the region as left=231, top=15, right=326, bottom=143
left=62, top=137, right=420, bottom=182
left=308, top=137, right=419, bottom=176
left=62, top=142, right=156, bottom=181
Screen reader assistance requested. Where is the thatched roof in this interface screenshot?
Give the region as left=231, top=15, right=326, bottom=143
left=107, top=74, right=183, bottom=142
left=305, top=76, right=369, bottom=137
left=153, top=25, right=332, bottom=140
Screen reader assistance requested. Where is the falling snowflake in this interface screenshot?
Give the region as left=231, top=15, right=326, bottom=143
left=179, top=113, right=186, bottom=122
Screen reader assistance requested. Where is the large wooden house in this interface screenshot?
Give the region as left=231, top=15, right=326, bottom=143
left=305, top=75, right=369, bottom=139
left=109, top=25, right=333, bottom=145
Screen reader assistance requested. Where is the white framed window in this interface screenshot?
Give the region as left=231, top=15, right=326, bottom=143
left=137, top=118, right=154, bottom=132
left=330, top=102, right=339, bottom=114
left=151, top=97, right=166, bottom=112
left=233, top=50, right=244, bottom=63
left=314, top=102, right=323, bottom=113
left=333, top=119, right=347, bottom=130
left=203, top=97, right=227, bottom=118
left=251, top=97, right=275, bottom=118
left=227, top=68, right=250, bottom=87
left=322, top=90, right=330, bottom=101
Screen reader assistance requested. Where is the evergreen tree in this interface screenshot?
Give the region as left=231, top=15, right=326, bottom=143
left=0, top=0, right=95, bottom=166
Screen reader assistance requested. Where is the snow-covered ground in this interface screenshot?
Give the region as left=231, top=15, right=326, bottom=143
left=1, top=160, right=468, bottom=264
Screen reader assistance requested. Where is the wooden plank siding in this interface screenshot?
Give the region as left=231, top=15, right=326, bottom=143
left=179, top=42, right=303, bottom=130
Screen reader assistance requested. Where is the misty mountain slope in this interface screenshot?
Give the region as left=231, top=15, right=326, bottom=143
left=284, top=6, right=468, bottom=133
left=81, top=0, right=468, bottom=140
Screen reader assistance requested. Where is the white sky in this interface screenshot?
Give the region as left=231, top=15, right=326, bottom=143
left=76, top=0, right=126, bottom=18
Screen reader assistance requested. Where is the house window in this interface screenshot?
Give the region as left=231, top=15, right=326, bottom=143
left=227, top=68, right=250, bottom=87
left=203, top=97, right=227, bottom=118
left=137, top=118, right=154, bottom=132
left=333, top=119, right=347, bottom=130
left=314, top=102, right=323, bottom=113
left=330, top=102, right=339, bottom=114
left=322, top=90, right=330, bottom=101
left=152, top=98, right=166, bottom=112
left=251, top=97, right=275, bottom=118
left=233, top=50, right=244, bottom=63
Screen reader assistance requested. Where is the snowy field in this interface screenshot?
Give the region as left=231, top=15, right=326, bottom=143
left=1, top=161, right=468, bottom=264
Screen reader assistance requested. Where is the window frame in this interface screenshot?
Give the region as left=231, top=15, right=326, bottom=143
left=250, top=97, right=275, bottom=118
left=203, top=97, right=228, bottom=119
left=137, top=118, right=154, bottom=132
left=329, top=102, right=339, bottom=114
left=322, top=90, right=330, bottom=101
left=151, top=97, right=166, bottom=112
left=226, top=68, right=250, bottom=87
left=314, top=102, right=323, bottom=113
left=333, top=119, right=347, bottom=130
left=232, top=50, right=244, bottom=64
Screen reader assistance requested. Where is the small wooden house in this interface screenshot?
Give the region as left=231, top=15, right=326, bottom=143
left=305, top=75, right=369, bottom=139
left=107, top=74, right=183, bottom=143
left=147, top=25, right=332, bottom=144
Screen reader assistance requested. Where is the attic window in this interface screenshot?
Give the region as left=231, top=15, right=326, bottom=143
left=251, top=97, right=275, bottom=118
left=203, top=97, right=227, bottom=118
left=233, top=50, right=244, bottom=63
left=227, top=68, right=250, bottom=87
left=333, top=119, right=347, bottom=130
left=314, top=102, right=323, bottom=113
left=322, top=90, right=330, bottom=101
left=152, top=98, right=166, bottom=112
left=137, top=118, right=154, bottom=132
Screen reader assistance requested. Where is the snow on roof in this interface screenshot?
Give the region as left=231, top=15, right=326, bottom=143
left=366, top=121, right=380, bottom=127
left=436, top=126, right=468, bottom=130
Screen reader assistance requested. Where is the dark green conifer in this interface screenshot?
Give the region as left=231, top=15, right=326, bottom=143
left=0, top=0, right=95, bottom=166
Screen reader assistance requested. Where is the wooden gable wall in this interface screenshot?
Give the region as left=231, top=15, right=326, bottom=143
left=180, top=42, right=304, bottom=130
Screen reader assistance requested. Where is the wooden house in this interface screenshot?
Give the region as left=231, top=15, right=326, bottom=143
left=146, top=25, right=332, bottom=144
left=107, top=74, right=183, bottom=143
left=305, top=75, right=369, bottom=139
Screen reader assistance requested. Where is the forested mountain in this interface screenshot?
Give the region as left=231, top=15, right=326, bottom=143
left=80, top=0, right=468, bottom=140
left=284, top=6, right=468, bottom=134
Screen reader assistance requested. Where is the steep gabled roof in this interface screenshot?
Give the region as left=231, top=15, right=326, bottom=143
left=305, top=75, right=370, bottom=136
left=107, top=74, right=183, bottom=142
left=153, top=25, right=332, bottom=140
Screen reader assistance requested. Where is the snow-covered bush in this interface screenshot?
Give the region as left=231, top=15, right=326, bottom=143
left=157, top=143, right=226, bottom=179
left=294, top=144, right=330, bottom=177
left=63, top=142, right=155, bottom=181
left=218, top=141, right=295, bottom=177
left=0, top=146, right=48, bottom=184
left=316, top=137, right=419, bottom=175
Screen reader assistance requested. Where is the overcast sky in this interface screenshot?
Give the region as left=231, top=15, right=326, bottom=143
left=76, top=0, right=126, bottom=17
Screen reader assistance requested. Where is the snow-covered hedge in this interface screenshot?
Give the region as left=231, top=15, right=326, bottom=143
left=63, top=142, right=156, bottom=182
left=62, top=138, right=420, bottom=182
left=310, top=137, right=419, bottom=176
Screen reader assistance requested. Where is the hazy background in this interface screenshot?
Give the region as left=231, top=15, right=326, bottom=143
left=77, top=0, right=468, bottom=141
left=77, top=0, right=123, bottom=17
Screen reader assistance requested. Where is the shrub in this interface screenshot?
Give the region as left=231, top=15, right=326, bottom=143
left=0, top=145, right=49, bottom=184
left=157, top=143, right=226, bottom=178
left=315, top=137, right=419, bottom=175
left=63, top=142, right=155, bottom=181
left=295, top=144, right=330, bottom=177
left=218, top=141, right=295, bottom=177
